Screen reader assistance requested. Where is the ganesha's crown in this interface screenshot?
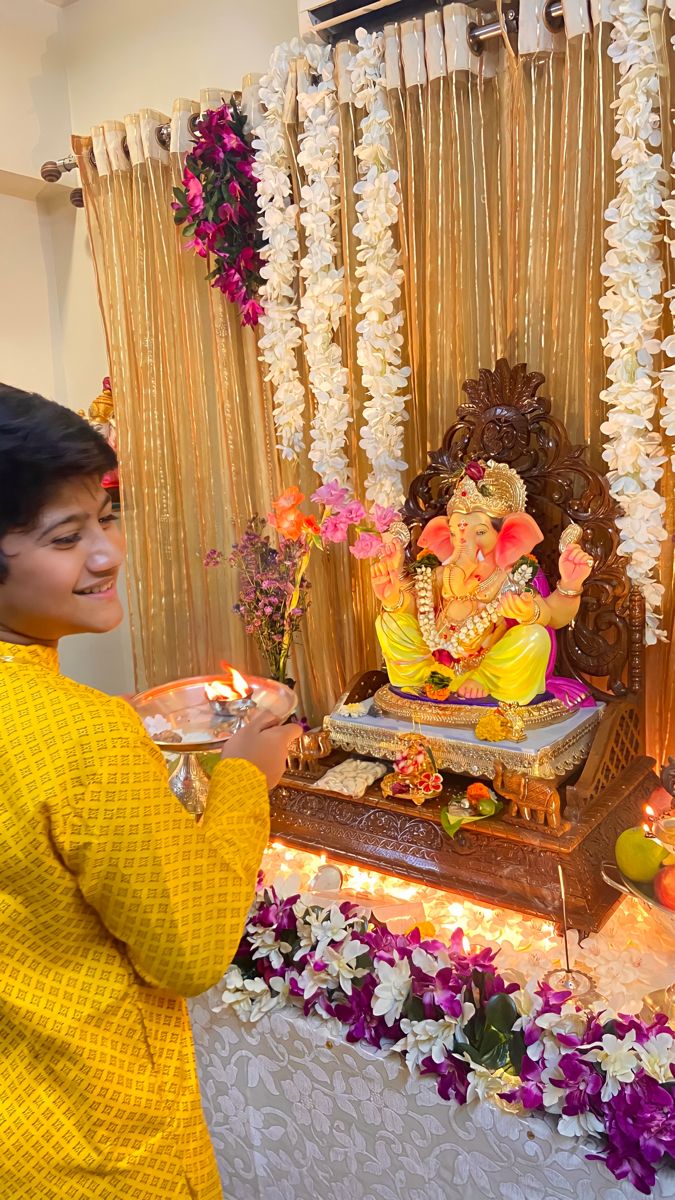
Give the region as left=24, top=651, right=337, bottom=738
left=446, top=459, right=527, bottom=519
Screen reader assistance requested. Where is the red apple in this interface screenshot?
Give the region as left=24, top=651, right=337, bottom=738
left=654, top=864, right=675, bottom=910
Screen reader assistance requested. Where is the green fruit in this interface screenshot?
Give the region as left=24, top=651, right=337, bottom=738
left=477, top=797, right=498, bottom=817
left=615, top=827, right=667, bottom=883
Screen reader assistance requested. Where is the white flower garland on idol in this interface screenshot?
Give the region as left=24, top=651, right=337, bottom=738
left=347, top=29, right=411, bottom=509
left=297, top=43, right=352, bottom=489
left=600, top=0, right=669, bottom=642
left=254, top=41, right=306, bottom=460
left=659, top=0, right=675, bottom=467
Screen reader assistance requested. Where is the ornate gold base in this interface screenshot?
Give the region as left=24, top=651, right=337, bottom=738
left=373, top=685, right=578, bottom=731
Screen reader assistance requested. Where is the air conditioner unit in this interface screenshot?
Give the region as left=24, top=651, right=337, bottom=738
left=298, top=0, right=445, bottom=42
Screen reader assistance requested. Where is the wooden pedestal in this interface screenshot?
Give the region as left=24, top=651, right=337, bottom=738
left=270, top=700, right=657, bottom=934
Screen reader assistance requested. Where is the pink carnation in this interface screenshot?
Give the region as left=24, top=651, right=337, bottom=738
left=371, top=504, right=399, bottom=533
left=321, top=513, right=350, bottom=543
left=350, top=532, right=383, bottom=560
left=341, top=500, right=367, bottom=525
left=311, top=481, right=349, bottom=509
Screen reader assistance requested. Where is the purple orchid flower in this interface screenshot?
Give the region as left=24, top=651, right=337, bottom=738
left=183, top=168, right=205, bottom=216
left=552, top=1052, right=603, bottom=1116
left=421, top=1053, right=470, bottom=1104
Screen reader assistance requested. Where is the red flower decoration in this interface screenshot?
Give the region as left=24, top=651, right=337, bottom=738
left=172, top=100, right=263, bottom=327
left=465, top=461, right=486, bottom=482
left=419, top=771, right=443, bottom=794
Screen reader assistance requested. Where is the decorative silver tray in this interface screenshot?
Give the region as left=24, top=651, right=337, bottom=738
left=131, top=672, right=297, bottom=816
left=132, top=672, right=297, bottom=752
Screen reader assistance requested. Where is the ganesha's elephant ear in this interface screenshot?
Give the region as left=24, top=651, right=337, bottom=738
left=494, top=512, right=544, bottom=571
left=417, top=516, right=453, bottom=563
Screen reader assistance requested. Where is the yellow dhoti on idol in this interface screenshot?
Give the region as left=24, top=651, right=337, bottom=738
left=376, top=610, right=551, bottom=706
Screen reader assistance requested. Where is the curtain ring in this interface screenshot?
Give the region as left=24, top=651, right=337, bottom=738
left=543, top=0, right=565, bottom=31
left=155, top=123, right=171, bottom=151
left=187, top=112, right=201, bottom=137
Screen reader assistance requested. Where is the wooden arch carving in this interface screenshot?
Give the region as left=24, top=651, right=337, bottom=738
left=401, top=359, right=645, bottom=702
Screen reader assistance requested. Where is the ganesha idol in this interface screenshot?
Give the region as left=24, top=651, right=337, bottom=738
left=370, top=460, right=595, bottom=723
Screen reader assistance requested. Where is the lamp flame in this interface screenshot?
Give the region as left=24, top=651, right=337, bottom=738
left=643, top=803, right=657, bottom=837
left=205, top=664, right=252, bottom=704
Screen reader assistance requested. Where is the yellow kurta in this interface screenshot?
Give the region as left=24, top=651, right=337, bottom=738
left=0, top=641, right=269, bottom=1200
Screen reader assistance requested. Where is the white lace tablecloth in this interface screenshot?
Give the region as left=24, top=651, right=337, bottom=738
left=191, top=1002, right=672, bottom=1200
left=190, top=845, right=675, bottom=1200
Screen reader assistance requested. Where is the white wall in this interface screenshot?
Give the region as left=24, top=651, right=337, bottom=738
left=0, top=193, right=57, bottom=397
left=60, top=0, right=298, bottom=131
left=0, top=0, right=70, bottom=182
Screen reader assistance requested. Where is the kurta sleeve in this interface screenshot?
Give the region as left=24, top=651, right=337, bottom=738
left=52, top=708, right=270, bottom=997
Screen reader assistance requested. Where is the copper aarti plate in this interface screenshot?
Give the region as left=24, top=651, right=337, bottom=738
left=132, top=673, right=297, bottom=753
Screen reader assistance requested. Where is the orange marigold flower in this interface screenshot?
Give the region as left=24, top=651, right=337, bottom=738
left=467, top=781, right=491, bottom=803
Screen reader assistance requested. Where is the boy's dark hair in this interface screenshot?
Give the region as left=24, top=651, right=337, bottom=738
left=0, top=384, right=117, bottom=582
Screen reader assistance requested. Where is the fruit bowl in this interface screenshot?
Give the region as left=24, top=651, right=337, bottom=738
left=601, top=862, right=675, bottom=944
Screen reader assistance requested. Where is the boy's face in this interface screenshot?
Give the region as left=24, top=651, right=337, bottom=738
left=0, top=476, right=124, bottom=644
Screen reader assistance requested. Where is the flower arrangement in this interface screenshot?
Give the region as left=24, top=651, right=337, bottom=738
left=172, top=101, right=263, bottom=326
left=215, top=876, right=675, bottom=1196
left=311, top=479, right=399, bottom=559
left=659, top=0, right=675, bottom=469
left=253, top=40, right=307, bottom=459
left=599, top=0, right=669, bottom=643
left=380, top=734, right=444, bottom=805
left=296, top=43, right=352, bottom=491
left=346, top=29, right=411, bottom=509
left=206, top=487, right=321, bottom=684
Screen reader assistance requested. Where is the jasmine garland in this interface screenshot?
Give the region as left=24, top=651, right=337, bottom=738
left=599, top=0, right=669, bottom=642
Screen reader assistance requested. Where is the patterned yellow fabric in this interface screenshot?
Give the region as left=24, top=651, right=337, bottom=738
left=0, top=640, right=269, bottom=1200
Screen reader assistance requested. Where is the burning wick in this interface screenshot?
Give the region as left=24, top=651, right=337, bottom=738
left=643, top=803, right=657, bottom=838
left=205, top=665, right=256, bottom=730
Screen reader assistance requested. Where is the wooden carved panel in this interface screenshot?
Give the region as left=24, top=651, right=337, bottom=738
left=402, top=360, right=643, bottom=702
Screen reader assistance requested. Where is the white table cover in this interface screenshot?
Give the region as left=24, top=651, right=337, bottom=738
left=191, top=1001, right=673, bottom=1200
left=190, top=844, right=675, bottom=1200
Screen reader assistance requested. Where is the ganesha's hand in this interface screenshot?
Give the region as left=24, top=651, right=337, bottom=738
left=379, top=538, right=405, bottom=575
left=371, top=541, right=404, bottom=605
left=558, top=543, right=593, bottom=593
left=500, top=590, right=539, bottom=625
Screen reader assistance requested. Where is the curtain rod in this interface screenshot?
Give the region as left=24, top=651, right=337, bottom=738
left=40, top=0, right=567, bottom=193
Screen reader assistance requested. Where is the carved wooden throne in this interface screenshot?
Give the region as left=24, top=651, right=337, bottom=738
left=270, top=361, right=658, bottom=933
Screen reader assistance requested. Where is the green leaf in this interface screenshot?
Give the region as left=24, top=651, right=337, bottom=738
left=485, top=992, right=519, bottom=1036
left=440, top=809, right=464, bottom=839
left=508, top=1029, right=526, bottom=1076
left=405, top=995, right=425, bottom=1023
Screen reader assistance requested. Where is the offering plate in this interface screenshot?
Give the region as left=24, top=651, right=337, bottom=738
left=132, top=673, right=297, bottom=817
left=601, top=861, right=675, bottom=944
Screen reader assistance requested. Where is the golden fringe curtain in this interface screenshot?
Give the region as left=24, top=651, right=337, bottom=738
left=73, top=5, right=674, bottom=759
